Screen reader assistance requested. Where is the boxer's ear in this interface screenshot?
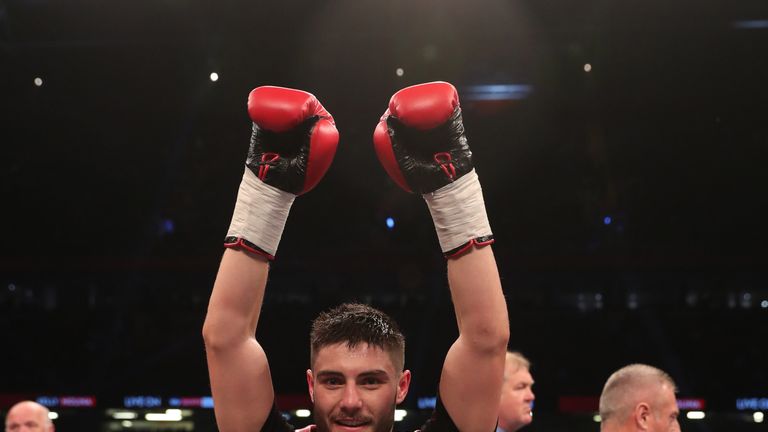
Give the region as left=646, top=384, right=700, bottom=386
left=306, top=369, right=315, bottom=403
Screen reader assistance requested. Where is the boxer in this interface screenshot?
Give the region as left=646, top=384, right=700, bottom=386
left=203, top=82, right=508, bottom=432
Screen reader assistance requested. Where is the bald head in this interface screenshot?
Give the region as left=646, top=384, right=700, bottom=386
left=4, top=401, right=54, bottom=432
left=599, top=364, right=680, bottom=432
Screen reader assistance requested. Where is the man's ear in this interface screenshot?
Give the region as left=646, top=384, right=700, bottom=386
left=396, top=370, right=412, bottom=404
left=634, top=402, right=651, bottom=430
left=306, top=369, right=315, bottom=403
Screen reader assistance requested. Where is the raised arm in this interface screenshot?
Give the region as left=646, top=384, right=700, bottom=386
left=203, top=86, right=339, bottom=432
left=441, top=247, right=508, bottom=432
left=373, top=81, right=509, bottom=432
left=204, top=250, right=273, bottom=432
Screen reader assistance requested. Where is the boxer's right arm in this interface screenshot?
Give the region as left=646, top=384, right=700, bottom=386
left=204, top=250, right=273, bottom=432
left=203, top=86, right=338, bottom=432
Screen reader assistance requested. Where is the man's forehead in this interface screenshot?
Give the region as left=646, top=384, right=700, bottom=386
left=313, top=342, right=396, bottom=371
left=507, top=366, right=533, bottom=382
left=315, top=342, right=387, bottom=358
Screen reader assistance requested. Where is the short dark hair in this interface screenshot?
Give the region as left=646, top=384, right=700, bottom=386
left=310, top=303, right=406, bottom=371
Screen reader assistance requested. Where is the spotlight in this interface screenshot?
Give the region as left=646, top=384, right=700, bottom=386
left=295, top=410, right=311, bottom=418
left=386, top=217, right=395, bottom=230
left=592, top=414, right=602, bottom=423
left=395, top=410, right=407, bottom=422
left=210, top=72, right=219, bottom=82
left=121, top=421, right=133, bottom=428
left=395, top=68, right=404, bottom=77
left=584, top=63, right=592, bottom=72
left=754, top=412, right=764, bottom=423
left=603, top=216, right=612, bottom=225
left=34, top=77, right=43, bottom=87
left=48, top=412, right=58, bottom=420
left=686, top=411, right=705, bottom=420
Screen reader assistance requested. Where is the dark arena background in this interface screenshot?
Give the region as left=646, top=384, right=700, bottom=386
left=2, top=0, right=768, bottom=431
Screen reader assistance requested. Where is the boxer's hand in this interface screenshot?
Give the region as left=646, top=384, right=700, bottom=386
left=373, top=82, right=493, bottom=257
left=225, top=86, right=339, bottom=259
left=246, top=86, right=339, bottom=195
left=373, top=81, right=472, bottom=194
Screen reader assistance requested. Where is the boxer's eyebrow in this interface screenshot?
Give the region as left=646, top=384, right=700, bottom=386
left=315, top=370, right=343, bottom=378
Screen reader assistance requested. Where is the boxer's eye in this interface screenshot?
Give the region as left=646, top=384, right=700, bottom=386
left=361, top=377, right=381, bottom=387
left=321, top=376, right=344, bottom=387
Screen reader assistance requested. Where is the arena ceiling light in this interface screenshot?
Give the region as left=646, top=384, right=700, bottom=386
left=686, top=411, right=705, bottom=420
left=732, top=20, right=768, bottom=29
left=462, top=84, right=533, bottom=101
left=295, top=409, right=311, bottom=418
left=112, top=411, right=138, bottom=420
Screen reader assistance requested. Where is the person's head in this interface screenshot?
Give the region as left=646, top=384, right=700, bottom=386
left=599, top=364, right=680, bottom=432
left=306, top=303, right=410, bottom=432
left=498, top=351, right=535, bottom=432
left=4, top=401, right=54, bottom=432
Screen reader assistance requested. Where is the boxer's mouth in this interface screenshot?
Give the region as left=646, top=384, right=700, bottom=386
left=334, top=418, right=371, bottom=428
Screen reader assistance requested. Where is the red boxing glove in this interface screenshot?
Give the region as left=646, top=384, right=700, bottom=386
left=225, top=86, right=339, bottom=259
left=373, top=82, right=493, bottom=258
left=246, top=86, right=339, bottom=195
left=373, top=81, right=472, bottom=194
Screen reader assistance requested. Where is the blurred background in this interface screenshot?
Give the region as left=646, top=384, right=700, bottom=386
left=1, top=0, right=767, bottom=430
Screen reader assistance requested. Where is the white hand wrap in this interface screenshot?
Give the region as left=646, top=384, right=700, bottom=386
left=226, top=167, right=296, bottom=258
left=423, top=169, right=493, bottom=255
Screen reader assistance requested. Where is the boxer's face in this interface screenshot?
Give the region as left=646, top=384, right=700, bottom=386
left=498, top=366, right=535, bottom=431
left=307, top=343, right=411, bottom=432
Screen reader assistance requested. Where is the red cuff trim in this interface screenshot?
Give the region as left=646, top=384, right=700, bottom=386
left=443, top=235, right=495, bottom=259
left=224, top=237, right=275, bottom=261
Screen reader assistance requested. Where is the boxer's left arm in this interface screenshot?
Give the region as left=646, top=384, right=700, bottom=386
left=203, top=86, right=338, bottom=432
left=374, top=82, right=509, bottom=432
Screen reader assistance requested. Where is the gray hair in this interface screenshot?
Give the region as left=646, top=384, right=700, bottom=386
left=504, top=351, right=531, bottom=378
left=599, top=364, right=676, bottom=425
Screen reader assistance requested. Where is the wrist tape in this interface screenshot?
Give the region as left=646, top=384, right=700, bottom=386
left=224, top=167, right=296, bottom=259
left=423, top=169, right=494, bottom=258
